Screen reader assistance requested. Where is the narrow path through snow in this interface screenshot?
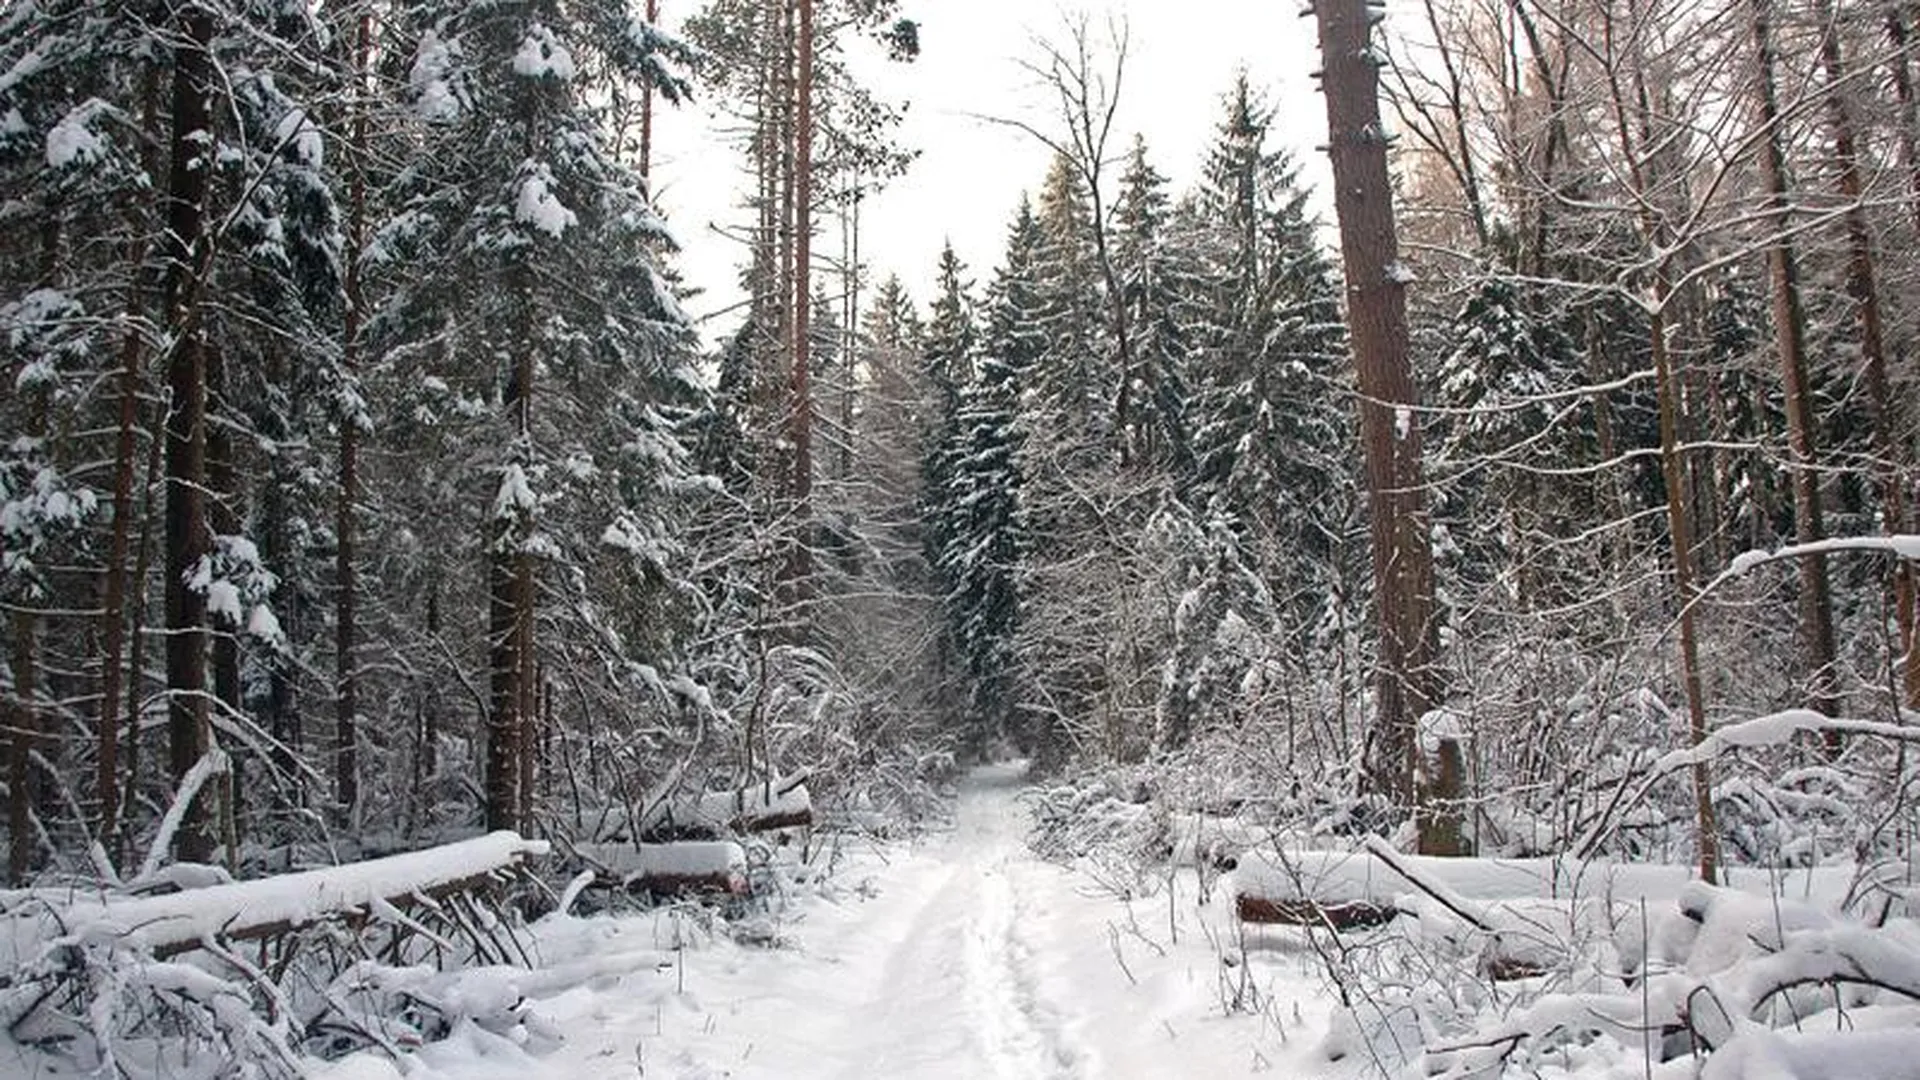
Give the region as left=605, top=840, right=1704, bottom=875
left=378, top=763, right=1331, bottom=1080
left=841, top=761, right=1081, bottom=1079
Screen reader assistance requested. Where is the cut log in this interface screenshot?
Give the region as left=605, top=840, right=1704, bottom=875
left=627, top=842, right=748, bottom=899
left=1236, top=894, right=1397, bottom=929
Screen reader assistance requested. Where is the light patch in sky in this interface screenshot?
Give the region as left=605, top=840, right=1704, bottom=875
left=650, top=0, right=1326, bottom=339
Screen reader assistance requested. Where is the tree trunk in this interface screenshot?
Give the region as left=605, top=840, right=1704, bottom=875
left=1886, top=4, right=1920, bottom=239
left=1604, top=0, right=1720, bottom=883
left=487, top=550, right=520, bottom=831
left=1749, top=0, right=1842, bottom=731
left=206, top=344, right=243, bottom=856
left=641, top=0, right=660, bottom=180
left=97, top=71, right=164, bottom=857
left=1821, top=0, right=1918, bottom=712
left=1313, top=0, right=1451, bottom=851
left=335, top=8, right=373, bottom=820
left=162, top=5, right=217, bottom=864
left=789, top=0, right=816, bottom=597
left=8, top=611, right=35, bottom=884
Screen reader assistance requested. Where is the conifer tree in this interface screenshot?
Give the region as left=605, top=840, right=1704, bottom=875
left=1185, top=78, right=1348, bottom=610
left=377, top=0, right=694, bottom=831
left=942, top=205, right=1042, bottom=761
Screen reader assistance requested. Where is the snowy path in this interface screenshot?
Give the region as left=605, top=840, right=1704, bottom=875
left=338, top=764, right=1334, bottom=1080
left=834, top=761, right=1082, bottom=1078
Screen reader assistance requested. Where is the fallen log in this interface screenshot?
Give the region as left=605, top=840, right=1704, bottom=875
left=1236, top=894, right=1396, bottom=929
left=632, top=776, right=814, bottom=841
left=571, top=841, right=749, bottom=900
left=3, top=831, right=548, bottom=965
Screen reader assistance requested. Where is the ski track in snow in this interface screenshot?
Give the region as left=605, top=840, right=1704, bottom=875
left=350, top=762, right=1333, bottom=1080
left=851, top=761, right=1081, bottom=1079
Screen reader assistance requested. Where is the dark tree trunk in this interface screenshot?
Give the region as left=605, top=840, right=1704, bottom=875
left=8, top=611, right=35, bottom=884
left=487, top=551, right=520, bottom=831
left=161, top=5, right=217, bottom=864
left=1313, top=0, right=1451, bottom=852
left=1821, top=0, right=1918, bottom=712
left=787, top=0, right=816, bottom=600
left=1887, top=4, right=1920, bottom=239
left=1749, top=0, right=1842, bottom=731
left=641, top=0, right=660, bottom=180
left=97, top=69, right=164, bottom=856
left=206, top=344, right=242, bottom=856
left=335, top=8, right=373, bottom=820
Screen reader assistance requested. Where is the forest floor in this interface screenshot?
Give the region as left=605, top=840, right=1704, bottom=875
left=316, top=762, right=1343, bottom=1079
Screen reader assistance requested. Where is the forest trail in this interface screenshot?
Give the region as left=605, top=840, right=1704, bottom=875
left=372, top=763, right=1329, bottom=1080
left=828, top=760, right=1084, bottom=1078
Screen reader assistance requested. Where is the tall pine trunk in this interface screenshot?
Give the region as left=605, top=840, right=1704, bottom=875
left=1819, top=0, right=1919, bottom=712
left=788, top=0, right=815, bottom=600
left=1749, top=0, right=1842, bottom=731
left=1313, top=0, right=1454, bottom=853
left=96, top=71, right=165, bottom=857
left=8, top=610, right=35, bottom=883
left=335, top=8, right=374, bottom=819
left=161, top=5, right=217, bottom=864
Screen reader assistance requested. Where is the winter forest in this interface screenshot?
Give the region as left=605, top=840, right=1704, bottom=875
left=6, top=0, right=1920, bottom=1076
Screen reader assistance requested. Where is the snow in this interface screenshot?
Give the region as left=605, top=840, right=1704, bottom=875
left=273, top=105, right=323, bottom=168
left=315, top=765, right=1335, bottom=1080
left=4, top=832, right=548, bottom=968
left=493, top=462, right=536, bottom=521
left=1718, top=534, right=1920, bottom=590
left=1702, top=1028, right=1920, bottom=1080
left=514, top=164, right=577, bottom=237
left=573, top=841, right=746, bottom=884
left=512, top=24, right=577, bottom=81
left=411, top=31, right=462, bottom=121
left=1418, top=707, right=1468, bottom=753
left=1395, top=404, right=1411, bottom=440
left=1234, top=844, right=1867, bottom=914
left=247, top=602, right=284, bottom=645
left=46, top=99, right=109, bottom=168
left=1384, top=260, right=1417, bottom=284
left=206, top=578, right=244, bottom=625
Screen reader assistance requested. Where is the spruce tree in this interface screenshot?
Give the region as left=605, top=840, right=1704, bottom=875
left=941, top=205, right=1043, bottom=761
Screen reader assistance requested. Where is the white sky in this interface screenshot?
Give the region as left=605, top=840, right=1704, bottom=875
left=649, top=0, right=1327, bottom=337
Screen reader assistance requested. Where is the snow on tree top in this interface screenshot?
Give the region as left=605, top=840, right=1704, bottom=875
left=410, top=31, right=462, bottom=121
left=513, top=24, right=577, bottom=82
left=515, top=164, right=577, bottom=237
left=46, top=100, right=109, bottom=169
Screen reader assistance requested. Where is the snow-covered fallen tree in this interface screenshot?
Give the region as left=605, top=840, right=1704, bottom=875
left=1241, top=841, right=1920, bottom=1077
left=570, top=840, right=749, bottom=899
left=1, top=830, right=548, bottom=965
left=0, top=832, right=549, bottom=1078
left=592, top=774, right=814, bottom=842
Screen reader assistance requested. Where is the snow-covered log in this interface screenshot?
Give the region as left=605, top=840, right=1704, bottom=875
left=572, top=841, right=749, bottom=898
left=1236, top=894, right=1396, bottom=929
left=620, top=775, right=814, bottom=840
left=1, top=830, right=548, bottom=966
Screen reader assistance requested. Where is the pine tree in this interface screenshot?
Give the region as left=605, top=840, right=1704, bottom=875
left=1111, top=136, right=1196, bottom=476
left=941, top=205, right=1042, bottom=760
left=1184, top=77, right=1348, bottom=614
left=376, top=0, right=694, bottom=832
left=921, top=245, right=976, bottom=600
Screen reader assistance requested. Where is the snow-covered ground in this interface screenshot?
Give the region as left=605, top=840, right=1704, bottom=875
left=319, top=762, right=1339, bottom=1080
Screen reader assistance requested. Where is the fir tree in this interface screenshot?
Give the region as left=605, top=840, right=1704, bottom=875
left=941, top=205, right=1043, bottom=760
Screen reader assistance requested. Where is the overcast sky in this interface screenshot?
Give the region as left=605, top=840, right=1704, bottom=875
left=649, top=0, right=1327, bottom=338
